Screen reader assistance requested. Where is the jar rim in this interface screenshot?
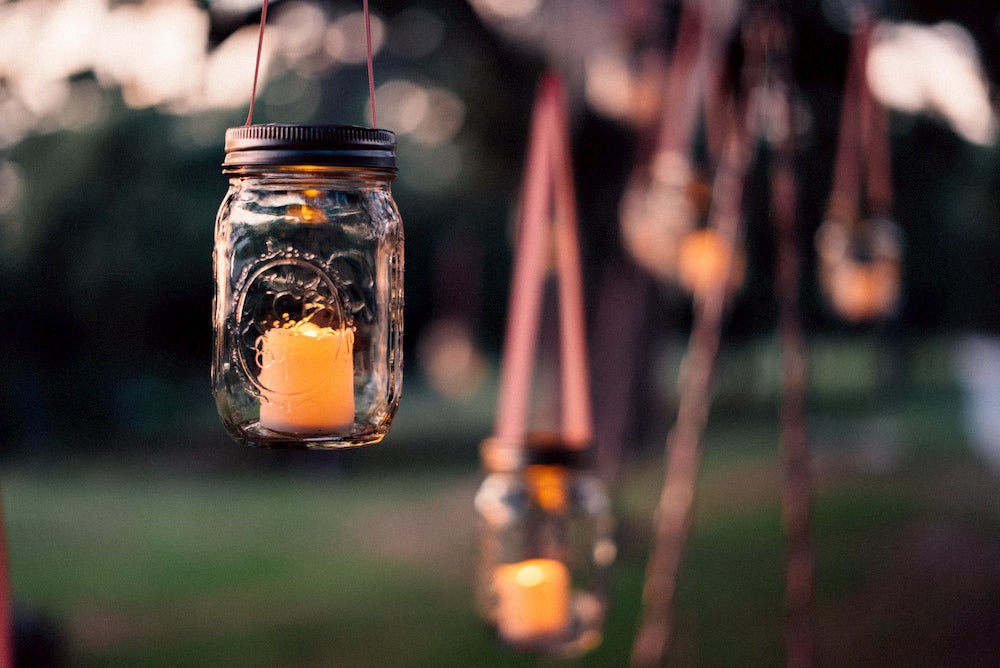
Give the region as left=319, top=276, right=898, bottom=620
left=480, top=433, right=592, bottom=472
left=223, top=124, right=397, bottom=171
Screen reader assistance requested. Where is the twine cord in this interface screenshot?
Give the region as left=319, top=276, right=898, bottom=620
left=364, top=0, right=377, bottom=127
left=245, top=0, right=269, bottom=126
left=245, top=0, right=377, bottom=128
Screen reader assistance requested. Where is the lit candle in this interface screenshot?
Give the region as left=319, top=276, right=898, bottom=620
left=494, top=558, right=571, bottom=643
left=257, top=320, right=355, bottom=434
left=677, top=228, right=744, bottom=297
left=827, top=262, right=899, bottom=322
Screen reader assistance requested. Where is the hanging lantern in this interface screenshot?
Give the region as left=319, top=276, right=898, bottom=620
left=818, top=15, right=901, bottom=324
left=212, top=124, right=404, bottom=448
left=475, top=435, right=615, bottom=657
left=815, top=215, right=901, bottom=323
left=619, top=151, right=703, bottom=283
left=615, top=0, right=735, bottom=288
left=476, top=73, right=614, bottom=657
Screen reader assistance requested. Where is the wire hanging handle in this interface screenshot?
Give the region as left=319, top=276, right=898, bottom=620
left=363, top=0, right=377, bottom=127
left=245, top=0, right=378, bottom=128
left=245, top=0, right=269, bottom=126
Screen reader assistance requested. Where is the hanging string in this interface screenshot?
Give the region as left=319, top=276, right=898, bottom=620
left=246, top=0, right=377, bottom=127
left=363, top=0, right=377, bottom=127
left=245, top=0, right=269, bottom=126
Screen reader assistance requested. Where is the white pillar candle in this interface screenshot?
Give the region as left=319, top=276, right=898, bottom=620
left=257, top=320, right=355, bottom=434
left=494, top=558, right=571, bottom=643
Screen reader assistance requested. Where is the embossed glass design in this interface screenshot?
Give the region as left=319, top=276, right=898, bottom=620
left=213, top=125, right=403, bottom=448
left=474, top=435, right=616, bottom=657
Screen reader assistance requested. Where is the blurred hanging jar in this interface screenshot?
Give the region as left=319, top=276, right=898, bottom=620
left=213, top=124, right=404, bottom=449
left=815, top=213, right=902, bottom=323
left=618, top=151, right=701, bottom=284
left=475, top=434, right=616, bottom=657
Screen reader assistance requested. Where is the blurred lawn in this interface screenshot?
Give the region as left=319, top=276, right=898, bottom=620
left=4, top=335, right=1000, bottom=666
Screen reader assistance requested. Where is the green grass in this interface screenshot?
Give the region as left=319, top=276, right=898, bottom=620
left=6, top=450, right=997, bottom=666
left=4, top=334, right=999, bottom=666
left=3, top=469, right=486, bottom=666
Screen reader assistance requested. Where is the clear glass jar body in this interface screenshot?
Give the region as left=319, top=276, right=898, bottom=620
left=474, top=440, right=616, bottom=656
left=213, top=166, right=403, bottom=448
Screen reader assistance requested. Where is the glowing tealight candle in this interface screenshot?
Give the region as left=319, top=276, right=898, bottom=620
left=257, top=320, right=355, bottom=434
left=827, top=262, right=899, bottom=322
left=494, top=558, right=571, bottom=643
left=677, top=228, right=744, bottom=297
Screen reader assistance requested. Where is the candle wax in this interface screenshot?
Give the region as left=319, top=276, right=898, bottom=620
left=494, top=558, right=571, bottom=643
left=257, top=320, right=355, bottom=434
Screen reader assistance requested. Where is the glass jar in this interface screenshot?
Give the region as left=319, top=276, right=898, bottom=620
left=815, top=215, right=902, bottom=323
left=475, top=434, right=616, bottom=656
left=213, top=124, right=403, bottom=449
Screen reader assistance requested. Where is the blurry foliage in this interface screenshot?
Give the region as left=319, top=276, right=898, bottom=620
left=3, top=100, right=221, bottom=446
left=0, top=0, right=998, bottom=454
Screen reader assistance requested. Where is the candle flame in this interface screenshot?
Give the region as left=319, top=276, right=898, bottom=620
left=515, top=563, right=547, bottom=588
left=295, top=321, right=324, bottom=337
left=289, top=204, right=328, bottom=223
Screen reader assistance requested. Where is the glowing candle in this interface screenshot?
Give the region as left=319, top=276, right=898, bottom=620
left=677, top=228, right=745, bottom=297
left=827, top=262, right=899, bottom=322
left=257, top=320, right=355, bottom=434
left=494, top=558, right=570, bottom=643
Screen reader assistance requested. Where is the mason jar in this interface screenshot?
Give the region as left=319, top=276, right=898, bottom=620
left=475, top=434, right=616, bottom=656
left=213, top=124, right=403, bottom=449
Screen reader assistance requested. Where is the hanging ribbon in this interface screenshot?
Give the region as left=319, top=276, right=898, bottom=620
left=245, top=0, right=378, bottom=127
left=827, top=15, right=891, bottom=222
left=654, top=0, right=738, bottom=162
left=818, top=13, right=901, bottom=323
left=653, top=0, right=710, bottom=159
left=493, top=73, right=593, bottom=450
left=856, top=21, right=891, bottom=218
left=618, top=0, right=740, bottom=286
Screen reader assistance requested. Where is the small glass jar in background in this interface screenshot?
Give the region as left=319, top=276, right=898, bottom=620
left=213, top=125, right=403, bottom=449
left=475, top=434, right=616, bottom=657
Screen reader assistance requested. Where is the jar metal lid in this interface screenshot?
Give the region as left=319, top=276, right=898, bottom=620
left=480, top=433, right=592, bottom=473
left=223, top=124, right=397, bottom=171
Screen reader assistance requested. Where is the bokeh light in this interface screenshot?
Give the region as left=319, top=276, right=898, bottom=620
left=867, top=21, right=997, bottom=146
left=324, top=10, right=385, bottom=65
left=0, top=0, right=399, bottom=146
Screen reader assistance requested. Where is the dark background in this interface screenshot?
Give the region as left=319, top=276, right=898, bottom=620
left=0, top=0, right=996, bottom=457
